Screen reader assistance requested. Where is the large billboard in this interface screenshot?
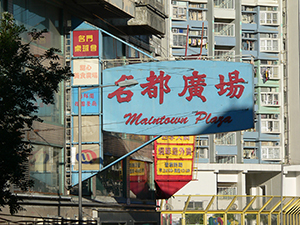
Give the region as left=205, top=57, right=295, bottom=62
left=103, top=60, right=254, bottom=135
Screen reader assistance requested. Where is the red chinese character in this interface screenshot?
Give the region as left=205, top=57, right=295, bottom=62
left=87, top=101, right=91, bottom=106
left=178, top=71, right=207, bottom=102
left=92, top=101, right=97, bottom=106
left=80, top=65, right=86, bottom=71
left=89, top=93, right=94, bottom=99
left=108, top=75, right=134, bottom=103
left=83, top=93, right=89, bottom=98
left=140, top=70, right=171, bottom=104
left=215, top=70, right=245, bottom=99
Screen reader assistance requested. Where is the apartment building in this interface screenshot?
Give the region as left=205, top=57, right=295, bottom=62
left=166, top=0, right=300, bottom=213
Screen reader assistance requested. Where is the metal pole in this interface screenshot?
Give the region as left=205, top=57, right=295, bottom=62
left=281, top=163, right=284, bottom=225
left=78, top=87, right=82, bottom=224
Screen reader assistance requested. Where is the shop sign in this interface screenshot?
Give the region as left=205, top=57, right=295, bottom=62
left=73, top=30, right=99, bottom=57
left=103, top=60, right=254, bottom=136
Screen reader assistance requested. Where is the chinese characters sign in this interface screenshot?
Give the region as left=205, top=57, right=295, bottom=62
left=154, top=136, right=195, bottom=198
left=72, top=87, right=99, bottom=114
left=103, top=60, right=254, bottom=135
left=155, top=136, right=194, bottom=178
left=73, top=30, right=99, bottom=57
left=72, top=59, right=99, bottom=85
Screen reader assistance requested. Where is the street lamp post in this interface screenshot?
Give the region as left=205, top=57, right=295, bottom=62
left=77, top=79, right=138, bottom=224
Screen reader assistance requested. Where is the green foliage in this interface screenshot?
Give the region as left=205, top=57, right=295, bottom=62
left=186, top=214, right=204, bottom=224
left=0, top=12, right=72, bottom=214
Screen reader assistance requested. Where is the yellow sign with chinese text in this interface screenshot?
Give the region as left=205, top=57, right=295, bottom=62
left=129, top=160, right=145, bottom=176
left=156, top=136, right=195, bottom=144
left=156, top=160, right=192, bottom=176
left=156, top=144, right=193, bottom=159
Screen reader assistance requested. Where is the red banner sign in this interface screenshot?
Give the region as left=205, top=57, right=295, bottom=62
left=73, top=30, right=99, bottom=57
left=154, top=136, right=194, bottom=198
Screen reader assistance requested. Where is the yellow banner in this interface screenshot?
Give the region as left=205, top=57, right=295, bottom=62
left=129, top=160, right=145, bottom=176
left=156, top=136, right=195, bottom=144
left=156, top=160, right=192, bottom=175
left=156, top=144, right=194, bottom=159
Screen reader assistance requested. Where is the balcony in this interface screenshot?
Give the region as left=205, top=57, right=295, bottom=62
left=260, top=92, right=280, bottom=107
left=214, top=0, right=235, bottom=19
left=65, top=0, right=166, bottom=36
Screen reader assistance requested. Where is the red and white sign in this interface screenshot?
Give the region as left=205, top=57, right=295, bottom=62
left=73, top=30, right=99, bottom=57
left=73, top=59, right=99, bottom=85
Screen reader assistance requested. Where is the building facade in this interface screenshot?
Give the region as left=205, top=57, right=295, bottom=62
left=0, top=0, right=166, bottom=223
left=1, top=0, right=300, bottom=224
left=164, top=0, right=300, bottom=223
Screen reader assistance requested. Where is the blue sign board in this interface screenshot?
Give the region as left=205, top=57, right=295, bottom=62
left=103, top=60, right=254, bottom=135
left=72, top=87, right=100, bottom=115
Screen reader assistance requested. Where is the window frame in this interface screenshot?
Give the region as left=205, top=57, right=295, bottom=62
left=260, top=92, right=280, bottom=106
left=261, top=119, right=280, bottom=133
left=261, top=146, right=281, bottom=160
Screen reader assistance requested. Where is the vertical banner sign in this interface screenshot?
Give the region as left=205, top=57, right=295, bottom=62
left=154, top=136, right=195, bottom=198
left=72, top=58, right=99, bottom=85
left=129, top=160, right=148, bottom=196
left=73, top=30, right=99, bottom=57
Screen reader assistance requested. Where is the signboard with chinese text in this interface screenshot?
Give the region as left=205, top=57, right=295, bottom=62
left=154, top=136, right=195, bottom=198
left=130, top=160, right=149, bottom=196
left=72, top=87, right=99, bottom=114
left=73, top=30, right=99, bottom=57
left=103, top=60, right=254, bottom=136
left=72, top=59, right=99, bottom=85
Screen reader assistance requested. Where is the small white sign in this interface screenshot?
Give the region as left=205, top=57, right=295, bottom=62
left=73, top=58, right=99, bottom=85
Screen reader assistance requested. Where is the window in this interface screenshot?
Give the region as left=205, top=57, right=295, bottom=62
left=216, top=155, right=236, bottom=163
left=189, top=3, right=206, bottom=8
left=260, top=39, right=279, bottom=52
left=261, top=114, right=279, bottom=119
left=214, top=50, right=235, bottom=61
left=260, top=65, right=279, bottom=79
left=172, top=28, right=187, bottom=47
left=189, top=9, right=206, bottom=21
left=173, top=5, right=187, bottom=20
left=215, top=132, right=236, bottom=145
left=195, top=148, right=208, bottom=159
left=189, top=38, right=207, bottom=47
left=242, top=6, right=255, bottom=11
left=260, top=11, right=279, bottom=25
left=186, top=201, right=203, bottom=210
left=242, top=40, right=255, bottom=51
left=189, top=29, right=207, bottom=36
left=261, top=93, right=279, bottom=106
left=243, top=149, right=257, bottom=159
left=214, top=0, right=235, bottom=9
left=261, top=119, right=280, bottom=133
left=242, top=13, right=255, bottom=24
left=261, top=147, right=280, bottom=160
left=214, top=23, right=235, bottom=36
left=217, top=184, right=237, bottom=199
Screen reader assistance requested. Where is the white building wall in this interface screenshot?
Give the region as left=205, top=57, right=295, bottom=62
left=176, top=171, right=217, bottom=195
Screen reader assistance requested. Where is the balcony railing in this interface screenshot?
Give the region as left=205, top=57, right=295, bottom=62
left=214, top=23, right=235, bottom=36
left=214, top=0, right=234, bottom=9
